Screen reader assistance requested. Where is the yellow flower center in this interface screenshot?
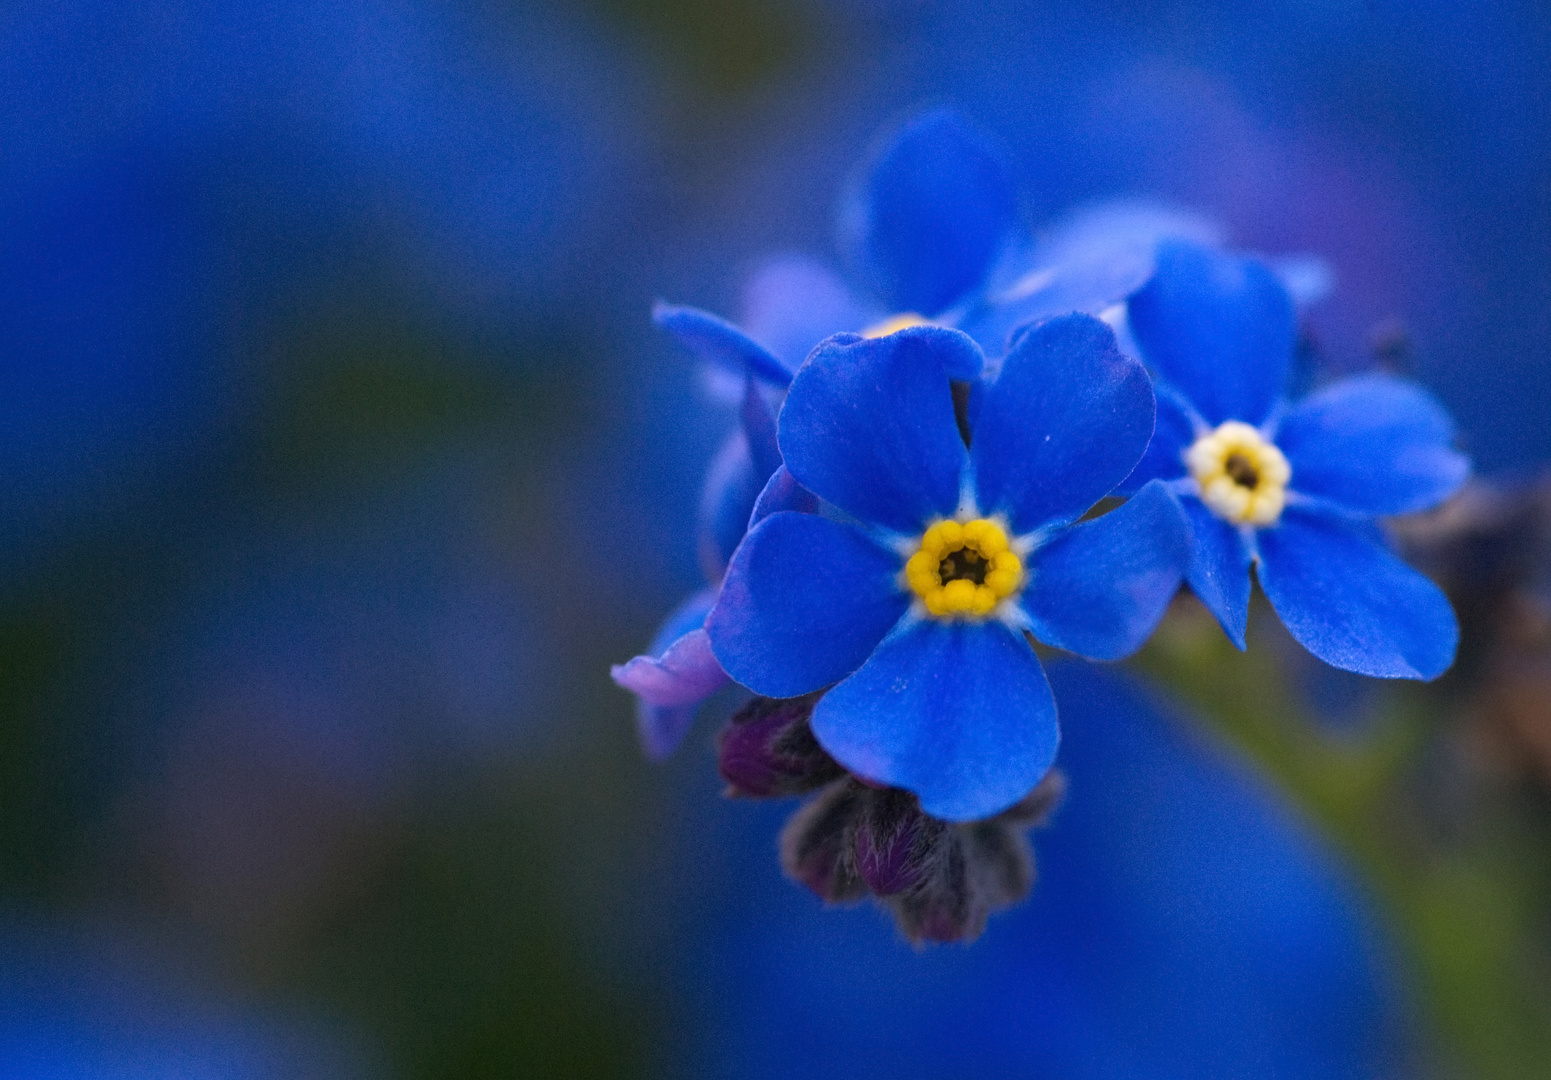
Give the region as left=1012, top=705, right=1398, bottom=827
left=904, top=518, right=1024, bottom=619
left=863, top=312, right=933, bottom=338
left=1185, top=420, right=1292, bottom=526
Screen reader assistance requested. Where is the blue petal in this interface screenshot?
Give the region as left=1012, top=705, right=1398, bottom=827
left=1021, top=481, right=1190, bottom=660
left=635, top=702, right=697, bottom=763
left=707, top=513, right=910, bottom=698
left=739, top=255, right=874, bottom=372
left=740, top=375, right=782, bottom=484
left=811, top=619, right=1057, bottom=822
left=1182, top=496, right=1253, bottom=649
left=1128, top=240, right=1296, bottom=426
left=840, top=109, right=1017, bottom=316
left=966, top=201, right=1223, bottom=353
left=778, top=329, right=973, bottom=534
left=698, top=431, right=762, bottom=580
left=654, top=302, right=793, bottom=387
left=969, top=314, right=1155, bottom=533
left=1256, top=508, right=1459, bottom=680
left=1119, top=382, right=1199, bottom=493
left=646, top=588, right=719, bottom=656
left=748, top=465, right=818, bottom=530
left=1277, top=373, right=1470, bottom=516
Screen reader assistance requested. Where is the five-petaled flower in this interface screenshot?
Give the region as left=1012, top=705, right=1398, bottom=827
left=706, top=317, right=1190, bottom=821
left=1125, top=239, right=1470, bottom=679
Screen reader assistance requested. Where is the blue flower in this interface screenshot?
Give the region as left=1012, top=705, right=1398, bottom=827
left=625, top=109, right=1021, bottom=758
left=1126, top=239, right=1470, bottom=678
left=706, top=317, right=1190, bottom=821
left=655, top=116, right=1293, bottom=398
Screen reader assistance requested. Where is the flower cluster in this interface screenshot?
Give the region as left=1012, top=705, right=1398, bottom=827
left=613, top=111, right=1469, bottom=942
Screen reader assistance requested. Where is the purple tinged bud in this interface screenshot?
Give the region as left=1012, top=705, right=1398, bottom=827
left=890, top=832, right=984, bottom=943
left=770, top=769, right=1068, bottom=942
left=778, top=780, right=867, bottom=903
left=965, top=821, right=1035, bottom=909
left=718, top=693, right=843, bottom=798
left=885, top=769, right=1065, bottom=944
left=854, top=789, right=940, bottom=895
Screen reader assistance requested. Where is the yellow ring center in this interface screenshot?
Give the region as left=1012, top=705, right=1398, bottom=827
left=904, top=518, right=1024, bottom=619
left=1184, top=420, right=1292, bottom=526
left=862, top=312, right=933, bottom=338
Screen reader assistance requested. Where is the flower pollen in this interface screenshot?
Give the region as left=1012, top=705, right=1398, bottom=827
left=863, top=312, right=933, bottom=338
left=1186, top=420, right=1291, bottom=526
left=905, top=518, right=1023, bottom=619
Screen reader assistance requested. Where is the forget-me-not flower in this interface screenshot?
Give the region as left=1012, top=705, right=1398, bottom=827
left=617, top=110, right=1017, bottom=757
left=706, top=317, right=1190, bottom=821
left=1126, top=239, right=1469, bottom=679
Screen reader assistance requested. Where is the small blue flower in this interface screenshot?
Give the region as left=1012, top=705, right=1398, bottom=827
left=1126, top=239, right=1470, bottom=679
left=627, top=110, right=1020, bottom=757
left=706, top=317, right=1190, bottom=821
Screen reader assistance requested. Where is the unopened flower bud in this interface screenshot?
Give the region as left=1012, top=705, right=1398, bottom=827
left=853, top=788, right=942, bottom=895
left=718, top=693, right=843, bottom=797
left=778, top=780, right=867, bottom=903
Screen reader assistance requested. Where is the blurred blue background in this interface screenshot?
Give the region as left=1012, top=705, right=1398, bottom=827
left=2, top=1, right=1548, bottom=1076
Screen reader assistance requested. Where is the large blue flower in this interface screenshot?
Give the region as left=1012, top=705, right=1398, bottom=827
left=706, top=317, right=1190, bottom=821
left=1126, top=239, right=1469, bottom=679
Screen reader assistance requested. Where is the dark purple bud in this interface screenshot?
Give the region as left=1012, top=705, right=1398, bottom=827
left=854, top=788, right=941, bottom=895
left=769, top=769, right=1067, bottom=941
left=887, top=831, right=988, bottom=944
left=778, top=780, right=866, bottom=903
left=881, top=770, right=1064, bottom=944
left=718, top=693, right=843, bottom=798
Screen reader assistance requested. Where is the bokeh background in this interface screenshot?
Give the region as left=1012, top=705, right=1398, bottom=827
left=3, top=1, right=1550, bottom=1076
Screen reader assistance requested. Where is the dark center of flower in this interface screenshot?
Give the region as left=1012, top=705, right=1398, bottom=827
left=938, top=549, right=989, bottom=586
left=1224, top=451, right=1260, bottom=490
